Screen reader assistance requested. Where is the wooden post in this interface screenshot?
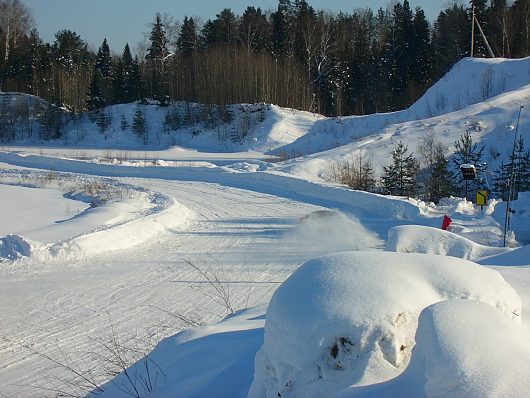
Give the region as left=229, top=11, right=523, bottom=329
left=471, top=4, right=475, bottom=57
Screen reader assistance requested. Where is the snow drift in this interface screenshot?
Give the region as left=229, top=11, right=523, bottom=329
left=249, top=251, right=521, bottom=398
left=346, top=300, right=530, bottom=398
left=385, top=225, right=508, bottom=260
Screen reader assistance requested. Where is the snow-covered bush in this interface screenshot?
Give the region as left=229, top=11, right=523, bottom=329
left=249, top=251, right=520, bottom=398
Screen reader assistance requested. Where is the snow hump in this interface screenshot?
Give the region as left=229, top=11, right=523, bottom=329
left=385, top=225, right=508, bottom=260
left=249, top=251, right=521, bottom=398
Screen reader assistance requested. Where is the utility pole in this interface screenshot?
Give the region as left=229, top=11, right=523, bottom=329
left=503, top=105, right=524, bottom=247
left=470, top=1, right=495, bottom=58
left=471, top=3, right=475, bottom=57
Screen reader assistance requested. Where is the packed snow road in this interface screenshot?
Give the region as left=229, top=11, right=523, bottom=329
left=0, top=173, right=334, bottom=397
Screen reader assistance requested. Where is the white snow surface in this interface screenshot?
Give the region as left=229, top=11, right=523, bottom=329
left=1, top=56, right=530, bottom=398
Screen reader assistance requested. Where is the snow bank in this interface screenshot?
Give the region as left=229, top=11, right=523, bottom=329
left=493, top=192, right=530, bottom=244
left=96, top=307, right=265, bottom=398
left=346, top=300, right=530, bottom=398
left=479, top=244, right=530, bottom=267
left=48, top=196, right=193, bottom=259
left=0, top=169, right=194, bottom=260
left=385, top=225, right=508, bottom=260
left=249, top=251, right=520, bottom=398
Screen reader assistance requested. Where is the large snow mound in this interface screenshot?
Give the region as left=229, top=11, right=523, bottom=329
left=249, top=251, right=521, bottom=398
left=346, top=300, right=530, bottom=398
left=385, top=225, right=508, bottom=260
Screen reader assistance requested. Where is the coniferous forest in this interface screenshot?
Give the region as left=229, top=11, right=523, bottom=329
left=1, top=0, right=530, bottom=117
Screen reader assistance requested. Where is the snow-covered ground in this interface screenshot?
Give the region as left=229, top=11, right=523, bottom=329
left=1, top=57, right=530, bottom=398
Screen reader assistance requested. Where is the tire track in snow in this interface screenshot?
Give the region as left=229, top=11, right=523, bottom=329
left=0, top=178, right=324, bottom=397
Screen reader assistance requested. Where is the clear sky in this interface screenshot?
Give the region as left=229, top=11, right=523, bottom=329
left=23, top=0, right=445, bottom=54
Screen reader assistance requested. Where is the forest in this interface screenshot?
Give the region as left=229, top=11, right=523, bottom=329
left=1, top=0, right=530, bottom=117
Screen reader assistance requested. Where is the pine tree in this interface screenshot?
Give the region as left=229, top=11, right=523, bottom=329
left=410, top=8, right=433, bottom=98
left=94, top=38, right=112, bottom=102
left=239, top=7, right=269, bottom=54
left=430, top=153, right=454, bottom=203
left=145, top=13, right=169, bottom=99
left=452, top=131, right=485, bottom=199
left=177, top=16, right=198, bottom=56
left=95, top=108, right=110, bottom=133
left=112, top=58, right=125, bottom=103
left=120, top=114, right=128, bottom=131
left=496, top=136, right=530, bottom=199
left=122, top=44, right=143, bottom=103
left=132, top=106, right=147, bottom=144
left=382, top=141, right=419, bottom=197
left=87, top=67, right=104, bottom=111
left=270, top=0, right=294, bottom=57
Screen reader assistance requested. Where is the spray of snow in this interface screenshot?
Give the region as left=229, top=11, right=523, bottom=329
left=286, top=210, right=382, bottom=254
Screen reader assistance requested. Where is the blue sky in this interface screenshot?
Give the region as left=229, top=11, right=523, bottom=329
left=24, top=0, right=445, bottom=54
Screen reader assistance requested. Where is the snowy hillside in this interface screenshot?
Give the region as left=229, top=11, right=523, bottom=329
left=1, top=56, right=530, bottom=398
left=277, top=57, right=530, bottom=182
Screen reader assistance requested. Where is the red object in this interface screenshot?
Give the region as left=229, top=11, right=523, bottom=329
left=441, top=215, right=452, bottom=231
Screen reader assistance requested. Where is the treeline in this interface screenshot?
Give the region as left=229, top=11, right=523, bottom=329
left=1, top=0, right=530, bottom=116
left=328, top=130, right=530, bottom=203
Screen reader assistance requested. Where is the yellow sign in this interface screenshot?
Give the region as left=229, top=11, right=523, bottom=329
left=477, top=190, right=488, bottom=206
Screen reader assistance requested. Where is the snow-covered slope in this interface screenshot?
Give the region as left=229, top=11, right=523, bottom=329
left=277, top=57, right=530, bottom=182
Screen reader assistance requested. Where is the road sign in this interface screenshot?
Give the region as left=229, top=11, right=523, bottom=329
left=460, top=164, right=477, bottom=180
left=477, top=190, right=488, bottom=206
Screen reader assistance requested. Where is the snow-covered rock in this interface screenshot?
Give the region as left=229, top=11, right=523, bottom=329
left=249, top=251, right=521, bottom=398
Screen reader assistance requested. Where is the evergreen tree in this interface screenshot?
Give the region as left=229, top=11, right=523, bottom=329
left=112, top=58, right=125, bottom=103
left=452, top=131, right=485, bottom=199
left=495, top=136, right=530, bottom=199
left=95, top=108, right=111, bottom=133
left=410, top=8, right=433, bottom=98
left=382, top=141, right=419, bottom=196
left=239, top=7, right=269, bottom=54
left=122, top=44, right=143, bottom=102
left=120, top=113, right=128, bottom=131
left=270, top=0, right=294, bottom=57
left=0, top=94, right=15, bottom=141
left=389, top=0, right=415, bottom=107
left=430, top=153, right=454, bottom=203
left=86, top=67, right=104, bottom=111
left=177, top=16, right=198, bottom=56
left=145, top=13, right=169, bottom=99
left=94, top=38, right=112, bottom=103
left=418, top=131, right=451, bottom=202
left=132, top=106, right=147, bottom=143
left=432, top=3, right=470, bottom=79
